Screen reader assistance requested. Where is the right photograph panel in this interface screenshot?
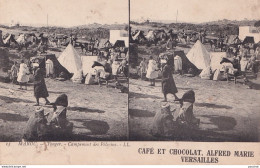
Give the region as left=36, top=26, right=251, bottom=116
left=129, top=0, right=260, bottom=141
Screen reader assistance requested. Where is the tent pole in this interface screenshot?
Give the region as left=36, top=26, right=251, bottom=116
left=45, top=56, right=47, bottom=78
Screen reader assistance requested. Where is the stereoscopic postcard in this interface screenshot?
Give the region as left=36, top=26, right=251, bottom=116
left=0, top=0, right=259, bottom=165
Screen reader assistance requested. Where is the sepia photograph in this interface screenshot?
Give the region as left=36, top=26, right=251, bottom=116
left=129, top=0, right=260, bottom=141
left=0, top=0, right=129, bottom=141
left=0, top=0, right=260, bottom=166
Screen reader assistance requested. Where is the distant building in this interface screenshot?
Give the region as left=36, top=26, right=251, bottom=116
left=239, top=26, right=260, bottom=43
left=109, top=30, right=129, bottom=47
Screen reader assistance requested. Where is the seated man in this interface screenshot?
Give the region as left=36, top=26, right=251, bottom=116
left=150, top=103, right=174, bottom=137
left=49, top=94, right=73, bottom=135
left=23, top=107, right=49, bottom=141
left=175, top=90, right=200, bottom=128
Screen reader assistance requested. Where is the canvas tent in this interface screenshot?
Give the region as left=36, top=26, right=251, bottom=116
left=58, top=44, right=82, bottom=75
left=227, top=35, right=241, bottom=45
left=243, top=36, right=255, bottom=44
left=132, top=31, right=146, bottom=41
left=186, top=40, right=210, bottom=70
left=81, top=56, right=100, bottom=76
left=30, top=54, right=71, bottom=78
left=159, top=50, right=199, bottom=73
left=145, top=30, right=155, bottom=40
left=98, top=39, right=112, bottom=49
left=114, top=40, right=125, bottom=48
left=210, top=52, right=227, bottom=71
left=16, top=34, right=26, bottom=44
left=3, top=34, right=16, bottom=45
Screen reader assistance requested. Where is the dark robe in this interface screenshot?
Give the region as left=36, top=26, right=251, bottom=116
left=150, top=107, right=174, bottom=137
left=162, top=64, right=177, bottom=94
left=23, top=112, right=48, bottom=141
left=34, top=68, right=49, bottom=98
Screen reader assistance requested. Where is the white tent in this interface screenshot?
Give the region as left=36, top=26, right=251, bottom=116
left=16, top=34, right=26, bottom=44
left=58, top=44, right=82, bottom=74
left=3, top=34, right=12, bottom=44
left=186, top=40, right=210, bottom=70
left=145, top=30, right=155, bottom=40
left=81, top=56, right=100, bottom=76
left=210, top=52, right=227, bottom=72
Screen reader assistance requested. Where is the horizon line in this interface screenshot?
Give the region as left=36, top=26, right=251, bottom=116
left=130, top=18, right=258, bottom=25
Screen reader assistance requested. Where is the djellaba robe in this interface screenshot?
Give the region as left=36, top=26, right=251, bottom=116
left=161, top=64, right=177, bottom=95
left=33, top=67, right=49, bottom=98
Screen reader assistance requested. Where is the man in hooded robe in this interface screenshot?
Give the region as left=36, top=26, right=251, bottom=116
left=161, top=58, right=179, bottom=102
left=175, top=90, right=200, bottom=128
left=33, top=64, right=50, bottom=106
left=49, top=94, right=73, bottom=134
left=23, top=107, right=49, bottom=141
left=150, top=103, right=174, bottom=137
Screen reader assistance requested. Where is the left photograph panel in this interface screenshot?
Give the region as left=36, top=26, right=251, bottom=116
left=0, top=0, right=129, bottom=141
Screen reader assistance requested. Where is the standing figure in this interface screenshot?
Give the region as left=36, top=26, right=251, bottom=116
left=112, top=60, right=120, bottom=82
left=33, top=66, right=50, bottom=106
left=10, top=61, right=19, bottom=84
left=240, top=52, right=248, bottom=84
left=146, top=56, right=158, bottom=86
left=17, top=60, right=30, bottom=90
left=161, top=59, right=179, bottom=102
left=46, top=59, right=54, bottom=78
left=139, top=58, right=147, bottom=80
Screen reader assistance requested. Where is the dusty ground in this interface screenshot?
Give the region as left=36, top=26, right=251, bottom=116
left=129, top=73, right=260, bottom=141
left=0, top=71, right=128, bottom=142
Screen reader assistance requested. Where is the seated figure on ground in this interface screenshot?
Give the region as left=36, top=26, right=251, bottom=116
left=23, top=107, right=49, bottom=141
left=150, top=103, right=174, bottom=137
left=175, top=90, right=200, bottom=128
left=49, top=94, right=73, bottom=135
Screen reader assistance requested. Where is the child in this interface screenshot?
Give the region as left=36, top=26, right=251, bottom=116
left=17, top=60, right=30, bottom=90
left=146, top=56, right=158, bottom=86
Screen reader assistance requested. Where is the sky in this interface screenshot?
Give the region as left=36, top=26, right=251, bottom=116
left=131, top=0, right=260, bottom=23
left=0, top=0, right=129, bottom=27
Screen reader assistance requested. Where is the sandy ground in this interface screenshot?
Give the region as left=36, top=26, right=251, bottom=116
left=0, top=74, right=128, bottom=141
left=129, top=73, right=260, bottom=141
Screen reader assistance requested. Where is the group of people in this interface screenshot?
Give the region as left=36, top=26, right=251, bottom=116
left=10, top=59, right=51, bottom=106
left=150, top=89, right=200, bottom=138
left=9, top=59, right=73, bottom=141
left=23, top=94, right=73, bottom=141
left=139, top=55, right=179, bottom=102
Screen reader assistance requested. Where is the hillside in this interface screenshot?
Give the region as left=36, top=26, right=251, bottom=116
left=0, top=23, right=128, bottom=40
